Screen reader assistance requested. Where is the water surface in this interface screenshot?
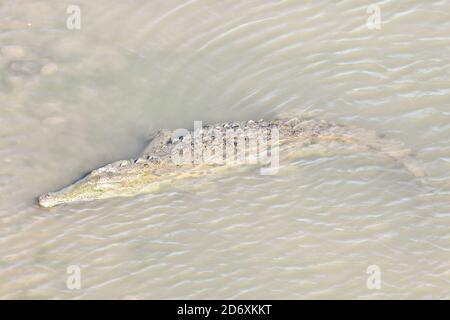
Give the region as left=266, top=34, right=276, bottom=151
left=0, top=0, right=449, bottom=299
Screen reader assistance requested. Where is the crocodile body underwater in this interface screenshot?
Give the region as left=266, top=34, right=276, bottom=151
left=38, top=118, right=426, bottom=208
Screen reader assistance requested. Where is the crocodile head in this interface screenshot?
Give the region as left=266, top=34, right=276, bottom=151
left=38, top=160, right=164, bottom=208
left=38, top=175, right=113, bottom=208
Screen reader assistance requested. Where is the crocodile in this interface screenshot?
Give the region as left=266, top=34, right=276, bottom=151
left=38, top=118, right=426, bottom=208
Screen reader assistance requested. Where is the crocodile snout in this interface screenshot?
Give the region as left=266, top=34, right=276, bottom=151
left=38, top=193, right=57, bottom=208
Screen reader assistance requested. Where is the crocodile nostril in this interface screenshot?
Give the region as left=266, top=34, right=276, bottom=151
left=38, top=194, right=49, bottom=207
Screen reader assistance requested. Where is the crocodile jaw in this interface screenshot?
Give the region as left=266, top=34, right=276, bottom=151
left=37, top=175, right=100, bottom=208
left=37, top=162, right=165, bottom=208
left=38, top=192, right=67, bottom=208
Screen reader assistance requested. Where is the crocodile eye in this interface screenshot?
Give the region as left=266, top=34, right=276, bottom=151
left=171, top=129, right=189, bottom=143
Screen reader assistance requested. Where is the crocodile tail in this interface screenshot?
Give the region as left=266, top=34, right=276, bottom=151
left=342, top=127, right=427, bottom=177
left=399, top=156, right=427, bottom=177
